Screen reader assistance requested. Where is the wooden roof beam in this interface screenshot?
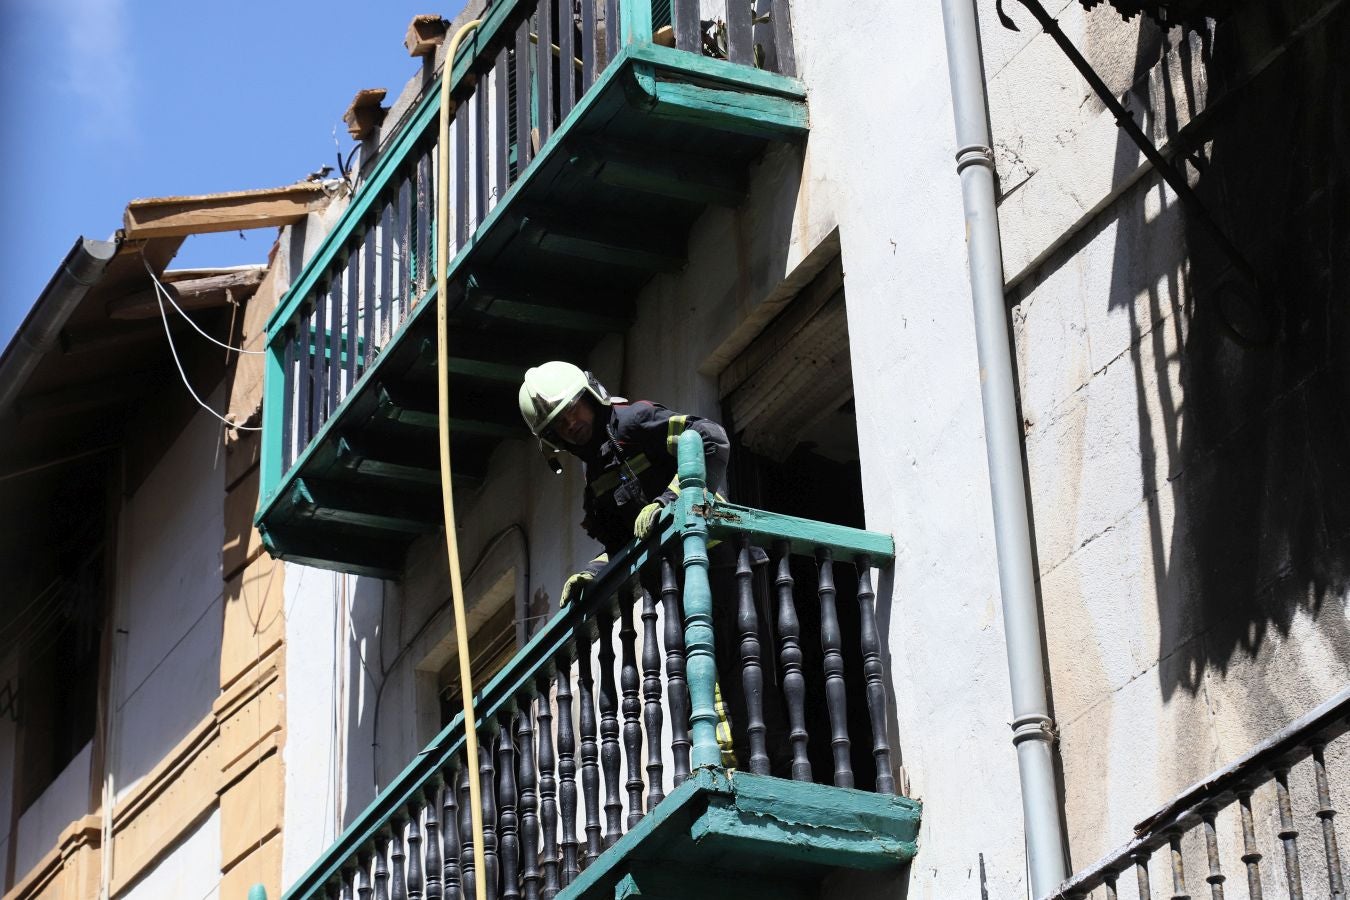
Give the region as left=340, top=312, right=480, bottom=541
left=122, top=182, right=333, bottom=240
left=405, top=14, right=449, bottom=57
left=107, top=268, right=267, bottom=320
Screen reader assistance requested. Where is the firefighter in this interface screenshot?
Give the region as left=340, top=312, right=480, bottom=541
left=517, top=360, right=731, bottom=598
left=518, top=360, right=739, bottom=764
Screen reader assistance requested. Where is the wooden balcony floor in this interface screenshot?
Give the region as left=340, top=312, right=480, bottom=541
left=256, top=43, right=808, bottom=577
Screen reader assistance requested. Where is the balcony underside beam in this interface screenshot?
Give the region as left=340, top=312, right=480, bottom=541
left=256, top=522, right=406, bottom=578
left=466, top=273, right=633, bottom=333
left=517, top=211, right=687, bottom=272
left=565, top=137, right=748, bottom=207
left=292, top=477, right=442, bottom=533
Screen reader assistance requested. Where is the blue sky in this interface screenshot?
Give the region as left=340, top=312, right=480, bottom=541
left=0, top=0, right=464, bottom=351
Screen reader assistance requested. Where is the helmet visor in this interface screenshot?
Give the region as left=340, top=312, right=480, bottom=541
left=534, top=386, right=585, bottom=444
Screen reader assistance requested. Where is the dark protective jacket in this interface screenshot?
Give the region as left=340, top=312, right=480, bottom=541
left=578, top=400, right=729, bottom=563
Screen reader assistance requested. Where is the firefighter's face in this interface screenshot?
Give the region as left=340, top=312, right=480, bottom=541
left=556, top=395, right=595, bottom=447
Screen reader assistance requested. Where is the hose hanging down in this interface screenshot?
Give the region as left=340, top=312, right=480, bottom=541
left=436, top=18, right=485, bottom=900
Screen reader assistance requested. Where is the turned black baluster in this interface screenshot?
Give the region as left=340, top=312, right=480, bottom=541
left=406, top=802, right=424, bottom=900
left=479, top=737, right=500, bottom=900
left=596, top=608, right=624, bottom=846
left=1276, top=766, right=1306, bottom=900
left=1201, top=807, right=1226, bottom=900
left=736, top=537, right=769, bottom=775
left=817, top=549, right=854, bottom=788
left=358, top=854, right=374, bottom=900
left=855, top=556, right=895, bottom=793
left=443, top=766, right=463, bottom=900
left=577, top=631, right=602, bottom=867
left=459, top=763, right=477, bottom=900
left=536, top=674, right=560, bottom=899
left=497, top=714, right=521, bottom=900
left=1167, top=831, right=1190, bottom=900
left=640, top=587, right=665, bottom=809
left=375, top=837, right=391, bottom=900
left=661, top=556, right=692, bottom=786
left=1238, top=788, right=1264, bottom=900
left=517, top=709, right=541, bottom=900
left=773, top=542, right=810, bottom=781
left=556, top=653, right=580, bottom=886
left=1313, top=745, right=1345, bottom=899
left=425, top=782, right=444, bottom=900
left=341, top=865, right=356, bottom=900
left=391, top=814, right=409, bottom=900
left=1134, top=850, right=1152, bottom=900
left=619, top=593, right=646, bottom=828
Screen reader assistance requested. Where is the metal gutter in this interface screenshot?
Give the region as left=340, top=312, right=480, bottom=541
left=937, top=0, right=1070, bottom=894
left=0, top=237, right=118, bottom=417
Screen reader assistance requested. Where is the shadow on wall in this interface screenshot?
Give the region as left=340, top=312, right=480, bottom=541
left=1106, top=4, right=1350, bottom=703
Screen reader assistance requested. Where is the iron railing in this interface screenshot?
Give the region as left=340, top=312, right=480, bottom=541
left=258, top=0, right=797, bottom=506
left=282, top=432, right=897, bottom=899
left=1049, top=686, right=1350, bottom=899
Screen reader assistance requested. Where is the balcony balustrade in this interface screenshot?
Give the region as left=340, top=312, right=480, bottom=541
left=1050, top=685, right=1350, bottom=900
left=256, top=0, right=808, bottom=575
left=282, top=434, right=921, bottom=900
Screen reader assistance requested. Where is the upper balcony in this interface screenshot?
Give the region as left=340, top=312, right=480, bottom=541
left=255, top=0, right=808, bottom=575
left=280, top=434, right=920, bottom=899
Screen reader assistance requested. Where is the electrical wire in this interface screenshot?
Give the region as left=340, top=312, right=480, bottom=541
left=142, top=258, right=265, bottom=355
left=368, top=523, right=527, bottom=790
left=149, top=260, right=262, bottom=432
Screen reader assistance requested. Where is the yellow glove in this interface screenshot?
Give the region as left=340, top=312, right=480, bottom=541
left=633, top=501, right=665, bottom=540
left=560, top=570, right=593, bottom=606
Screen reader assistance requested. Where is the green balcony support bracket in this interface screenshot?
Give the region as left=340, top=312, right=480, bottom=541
left=676, top=430, right=720, bottom=770
left=559, top=770, right=922, bottom=900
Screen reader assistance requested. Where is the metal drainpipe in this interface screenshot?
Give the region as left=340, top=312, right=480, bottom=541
left=937, top=0, right=1069, bottom=895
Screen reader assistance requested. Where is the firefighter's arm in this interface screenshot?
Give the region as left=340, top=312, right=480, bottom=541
left=561, top=553, right=609, bottom=606
left=631, top=409, right=729, bottom=539
left=654, top=413, right=729, bottom=504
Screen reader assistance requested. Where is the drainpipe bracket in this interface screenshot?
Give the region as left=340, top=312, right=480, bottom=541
left=1010, top=713, right=1057, bottom=747
left=955, top=144, right=996, bottom=174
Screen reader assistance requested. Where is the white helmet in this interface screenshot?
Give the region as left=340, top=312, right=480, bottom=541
left=518, top=361, right=612, bottom=451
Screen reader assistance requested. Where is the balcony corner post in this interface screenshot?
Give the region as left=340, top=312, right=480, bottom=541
left=618, top=0, right=654, bottom=48
left=259, top=332, right=286, bottom=505
left=675, top=430, right=721, bottom=770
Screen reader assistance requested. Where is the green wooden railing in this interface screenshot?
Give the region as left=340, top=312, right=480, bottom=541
left=282, top=432, right=898, bottom=899
left=257, top=0, right=798, bottom=513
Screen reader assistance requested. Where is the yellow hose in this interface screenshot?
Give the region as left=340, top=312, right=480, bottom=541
left=436, top=18, right=485, bottom=900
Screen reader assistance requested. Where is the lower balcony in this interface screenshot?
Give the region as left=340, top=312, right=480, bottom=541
left=282, top=435, right=920, bottom=899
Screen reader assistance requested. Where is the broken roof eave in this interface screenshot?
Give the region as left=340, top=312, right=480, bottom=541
left=0, top=236, right=118, bottom=418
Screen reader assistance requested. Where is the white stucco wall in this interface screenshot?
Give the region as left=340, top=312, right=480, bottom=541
left=313, top=0, right=1033, bottom=891
left=277, top=1, right=1349, bottom=896
left=119, top=807, right=221, bottom=900
left=112, top=397, right=227, bottom=801
left=12, top=742, right=92, bottom=882
left=992, top=0, right=1350, bottom=883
